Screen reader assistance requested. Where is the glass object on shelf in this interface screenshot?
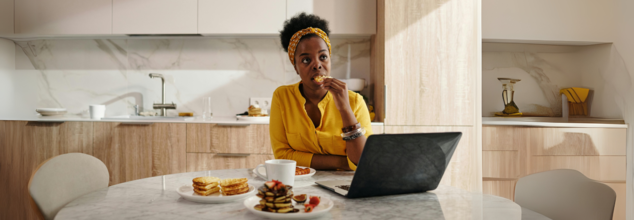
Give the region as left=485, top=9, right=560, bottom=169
left=498, top=78, right=521, bottom=114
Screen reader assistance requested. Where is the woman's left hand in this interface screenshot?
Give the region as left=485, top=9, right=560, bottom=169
left=322, top=78, right=352, bottom=112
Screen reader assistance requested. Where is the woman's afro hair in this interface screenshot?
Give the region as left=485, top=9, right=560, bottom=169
left=280, top=12, right=330, bottom=52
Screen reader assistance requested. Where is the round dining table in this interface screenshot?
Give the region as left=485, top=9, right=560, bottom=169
left=56, top=169, right=549, bottom=220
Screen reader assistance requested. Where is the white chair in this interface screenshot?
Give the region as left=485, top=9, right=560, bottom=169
left=28, top=153, right=109, bottom=220
left=515, top=169, right=616, bottom=220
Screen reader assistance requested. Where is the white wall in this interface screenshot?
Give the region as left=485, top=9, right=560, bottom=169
left=483, top=0, right=615, bottom=44
left=0, top=39, right=15, bottom=117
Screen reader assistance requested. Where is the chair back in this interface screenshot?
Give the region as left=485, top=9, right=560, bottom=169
left=515, top=169, right=615, bottom=220
left=28, top=153, right=109, bottom=220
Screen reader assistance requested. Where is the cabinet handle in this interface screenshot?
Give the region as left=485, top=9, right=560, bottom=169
left=217, top=123, right=250, bottom=127
left=32, top=121, right=65, bottom=123
left=120, top=122, right=154, bottom=125
left=216, top=153, right=250, bottom=157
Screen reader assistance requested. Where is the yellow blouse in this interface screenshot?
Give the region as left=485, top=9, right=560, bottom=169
left=269, top=81, right=373, bottom=170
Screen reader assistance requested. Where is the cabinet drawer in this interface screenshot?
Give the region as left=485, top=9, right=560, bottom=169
left=186, top=153, right=273, bottom=172
left=187, top=124, right=272, bottom=154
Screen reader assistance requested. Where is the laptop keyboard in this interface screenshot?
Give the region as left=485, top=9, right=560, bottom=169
left=336, top=185, right=351, bottom=191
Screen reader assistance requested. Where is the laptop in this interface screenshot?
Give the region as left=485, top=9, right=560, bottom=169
left=315, top=132, right=462, bottom=198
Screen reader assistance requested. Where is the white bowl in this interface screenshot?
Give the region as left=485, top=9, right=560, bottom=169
left=341, top=78, right=366, bottom=91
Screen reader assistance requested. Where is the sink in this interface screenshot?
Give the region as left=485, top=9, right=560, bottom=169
left=101, top=115, right=195, bottom=121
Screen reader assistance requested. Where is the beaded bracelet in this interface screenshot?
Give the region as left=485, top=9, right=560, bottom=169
left=342, top=122, right=361, bottom=133
left=341, top=127, right=366, bottom=141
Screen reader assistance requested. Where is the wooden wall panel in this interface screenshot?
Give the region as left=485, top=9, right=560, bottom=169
left=383, top=0, right=477, bottom=126
left=385, top=126, right=478, bottom=191
left=530, top=128, right=626, bottom=156
left=483, top=151, right=520, bottom=178
left=483, top=179, right=517, bottom=201
left=0, top=121, right=93, bottom=220
left=186, top=124, right=272, bottom=154
left=531, top=156, right=626, bottom=182
left=93, top=123, right=186, bottom=185
left=371, top=0, right=385, bottom=123
left=186, top=153, right=274, bottom=172
left=371, top=124, right=384, bottom=134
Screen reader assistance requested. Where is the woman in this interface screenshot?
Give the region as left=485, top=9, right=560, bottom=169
left=270, top=13, right=372, bottom=171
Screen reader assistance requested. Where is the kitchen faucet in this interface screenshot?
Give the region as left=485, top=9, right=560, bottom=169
left=149, top=73, right=176, bottom=116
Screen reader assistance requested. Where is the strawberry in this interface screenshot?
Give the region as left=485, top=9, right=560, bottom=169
left=304, top=204, right=315, bottom=213
left=264, top=181, right=276, bottom=190
left=308, top=196, right=320, bottom=206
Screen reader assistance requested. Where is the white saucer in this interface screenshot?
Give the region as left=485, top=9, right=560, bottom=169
left=176, top=185, right=255, bottom=203
left=36, top=108, right=67, bottom=116
left=253, top=166, right=316, bottom=180
left=243, top=195, right=333, bottom=219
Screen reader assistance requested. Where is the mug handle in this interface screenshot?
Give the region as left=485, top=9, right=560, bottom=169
left=254, top=164, right=267, bottom=180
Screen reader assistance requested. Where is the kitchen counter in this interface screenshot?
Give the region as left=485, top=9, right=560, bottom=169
left=483, top=117, right=627, bottom=128
left=0, top=115, right=385, bottom=126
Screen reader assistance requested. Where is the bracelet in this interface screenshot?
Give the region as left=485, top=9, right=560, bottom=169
left=342, top=122, right=361, bottom=133
left=341, top=127, right=366, bottom=141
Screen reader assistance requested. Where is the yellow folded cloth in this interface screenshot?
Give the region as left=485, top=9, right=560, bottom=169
left=494, top=112, right=523, bottom=117
left=560, top=87, right=589, bottom=103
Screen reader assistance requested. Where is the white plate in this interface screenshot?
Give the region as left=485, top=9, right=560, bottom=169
left=236, top=115, right=269, bottom=122
left=36, top=108, right=67, bottom=116
left=176, top=185, right=255, bottom=203
left=244, top=195, right=333, bottom=219
left=253, top=166, right=316, bottom=180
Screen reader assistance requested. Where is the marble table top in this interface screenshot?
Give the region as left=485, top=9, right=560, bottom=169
left=56, top=169, right=549, bottom=220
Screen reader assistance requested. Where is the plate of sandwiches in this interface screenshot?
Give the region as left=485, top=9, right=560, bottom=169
left=244, top=180, right=333, bottom=219
left=176, top=177, right=255, bottom=203
left=253, top=166, right=316, bottom=180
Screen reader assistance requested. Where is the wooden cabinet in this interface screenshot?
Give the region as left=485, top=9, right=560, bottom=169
left=14, top=0, right=111, bottom=35
left=287, top=0, right=376, bottom=35
left=113, top=0, right=197, bottom=34
left=0, top=121, right=93, bottom=220
left=198, top=0, right=286, bottom=35
left=381, top=0, right=477, bottom=126
left=187, top=124, right=273, bottom=154
left=482, top=126, right=627, bottom=220
left=376, top=0, right=481, bottom=192
left=93, top=122, right=187, bottom=185
left=0, top=0, right=13, bottom=35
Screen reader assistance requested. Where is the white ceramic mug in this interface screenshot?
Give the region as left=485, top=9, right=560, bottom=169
left=89, top=105, right=106, bottom=120
left=254, top=159, right=296, bottom=186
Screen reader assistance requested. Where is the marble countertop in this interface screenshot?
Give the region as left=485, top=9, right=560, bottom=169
left=483, top=117, right=627, bottom=128
left=55, top=169, right=549, bottom=220
left=0, top=115, right=385, bottom=126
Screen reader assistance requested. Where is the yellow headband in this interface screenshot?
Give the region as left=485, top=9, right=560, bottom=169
left=287, top=27, right=332, bottom=65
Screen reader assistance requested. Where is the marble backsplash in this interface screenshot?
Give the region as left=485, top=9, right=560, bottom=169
left=8, top=37, right=371, bottom=118
left=483, top=43, right=622, bottom=118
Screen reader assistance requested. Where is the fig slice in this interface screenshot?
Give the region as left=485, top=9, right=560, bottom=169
left=293, top=194, right=307, bottom=203
left=304, top=204, right=316, bottom=213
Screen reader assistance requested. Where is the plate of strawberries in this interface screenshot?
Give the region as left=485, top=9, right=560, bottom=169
left=244, top=180, right=333, bottom=219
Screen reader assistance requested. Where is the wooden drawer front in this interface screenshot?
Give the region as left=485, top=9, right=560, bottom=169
left=186, top=153, right=274, bottom=172
left=93, top=122, right=187, bottom=185
left=187, top=124, right=272, bottom=154
left=531, top=156, right=626, bottom=181
left=483, top=126, right=517, bottom=150
left=483, top=151, right=520, bottom=178
left=483, top=179, right=517, bottom=201
left=530, top=128, right=626, bottom=156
